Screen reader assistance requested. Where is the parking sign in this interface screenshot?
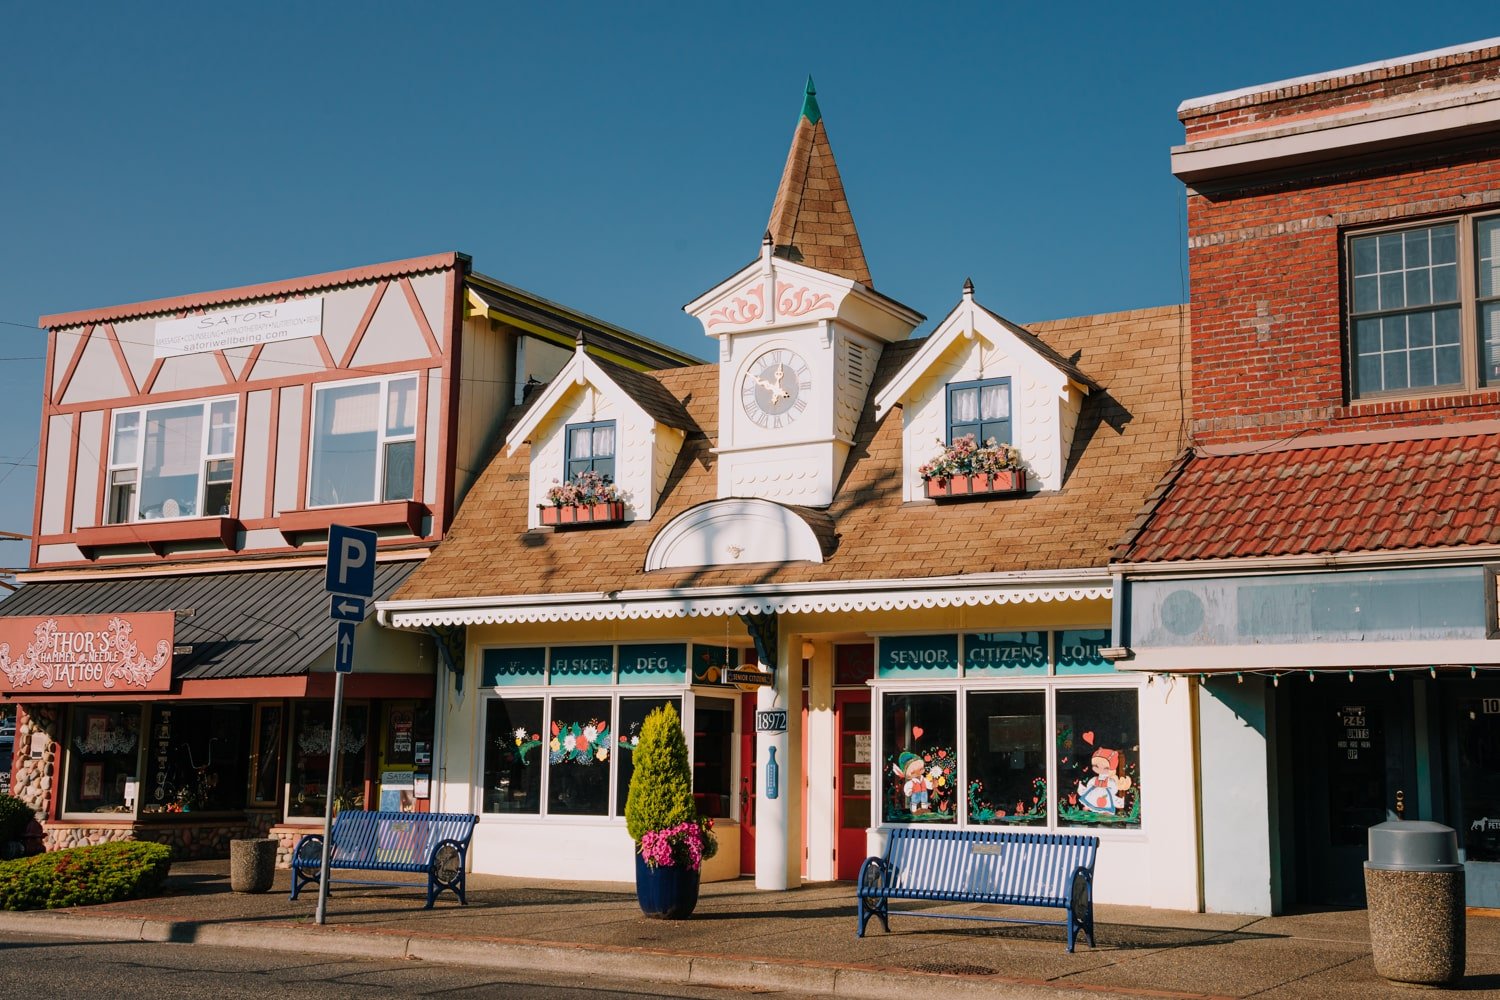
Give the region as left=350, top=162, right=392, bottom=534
left=325, top=524, right=378, bottom=598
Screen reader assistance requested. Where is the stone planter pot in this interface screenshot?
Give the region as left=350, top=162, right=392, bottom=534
left=634, top=852, right=700, bottom=919
left=230, top=838, right=278, bottom=893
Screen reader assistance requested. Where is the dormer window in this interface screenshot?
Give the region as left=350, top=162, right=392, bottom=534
left=107, top=397, right=238, bottom=523
left=309, top=375, right=418, bottom=507
left=948, top=377, right=1012, bottom=445
left=565, top=420, right=616, bottom=480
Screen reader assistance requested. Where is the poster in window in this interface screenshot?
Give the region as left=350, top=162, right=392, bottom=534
left=85, top=714, right=109, bottom=750
left=81, top=763, right=104, bottom=800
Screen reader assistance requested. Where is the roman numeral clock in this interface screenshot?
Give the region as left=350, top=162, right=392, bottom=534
left=740, top=348, right=812, bottom=430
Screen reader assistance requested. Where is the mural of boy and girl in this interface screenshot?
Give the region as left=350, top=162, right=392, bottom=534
left=887, top=727, right=1139, bottom=825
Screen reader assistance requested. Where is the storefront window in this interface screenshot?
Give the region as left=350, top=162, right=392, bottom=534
left=288, top=702, right=370, bottom=818
left=882, top=692, right=957, bottom=823
left=144, top=704, right=251, bottom=814
left=692, top=699, right=734, bottom=819
left=250, top=704, right=283, bottom=807
left=1057, top=689, right=1141, bottom=828
left=483, top=698, right=543, bottom=814
left=966, top=690, right=1047, bottom=825
left=1452, top=691, right=1500, bottom=862
left=65, top=706, right=141, bottom=816
left=548, top=697, right=611, bottom=816
left=615, top=697, right=681, bottom=818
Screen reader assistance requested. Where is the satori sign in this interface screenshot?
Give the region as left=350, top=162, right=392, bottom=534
left=154, top=296, right=323, bottom=359
left=0, top=613, right=174, bottom=694
left=325, top=524, right=378, bottom=599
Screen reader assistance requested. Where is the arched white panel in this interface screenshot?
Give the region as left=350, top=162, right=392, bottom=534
left=645, top=498, right=825, bottom=572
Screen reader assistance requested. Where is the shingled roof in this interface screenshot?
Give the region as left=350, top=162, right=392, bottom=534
left=393, top=304, right=1188, bottom=603
left=766, top=78, right=873, bottom=287
left=1120, top=427, right=1500, bottom=564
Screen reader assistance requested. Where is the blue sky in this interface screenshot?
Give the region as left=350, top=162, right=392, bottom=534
left=1, top=3, right=1496, bottom=570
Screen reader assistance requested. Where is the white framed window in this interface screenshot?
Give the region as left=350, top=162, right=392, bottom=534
left=308, top=374, right=418, bottom=507
left=107, top=396, right=238, bottom=523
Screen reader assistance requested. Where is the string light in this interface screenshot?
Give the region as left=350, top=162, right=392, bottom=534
left=1308, top=670, right=1316, bottom=683
left=1473, top=667, right=1478, bottom=679
left=1388, top=670, right=1395, bottom=681
left=1430, top=666, right=1438, bottom=679
left=1348, top=670, right=1354, bottom=682
left=1273, top=674, right=1279, bottom=687
left=1236, top=672, right=1243, bottom=684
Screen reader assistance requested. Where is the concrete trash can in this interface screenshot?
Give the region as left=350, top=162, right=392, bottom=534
left=1364, top=820, right=1465, bottom=987
left=230, top=838, right=278, bottom=894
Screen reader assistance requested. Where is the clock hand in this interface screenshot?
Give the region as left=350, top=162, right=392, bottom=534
left=774, top=364, right=785, bottom=387
left=753, top=375, right=777, bottom=392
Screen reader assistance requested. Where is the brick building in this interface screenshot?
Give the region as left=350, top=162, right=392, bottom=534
left=1118, top=38, right=1500, bottom=911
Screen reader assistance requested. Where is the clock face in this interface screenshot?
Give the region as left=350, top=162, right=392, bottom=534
left=740, top=349, right=812, bottom=429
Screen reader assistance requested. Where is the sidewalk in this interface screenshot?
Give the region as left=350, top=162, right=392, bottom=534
left=2, top=862, right=1499, bottom=998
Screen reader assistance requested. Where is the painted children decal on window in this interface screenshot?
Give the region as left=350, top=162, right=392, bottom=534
left=1076, top=746, right=1132, bottom=815
left=884, top=744, right=955, bottom=821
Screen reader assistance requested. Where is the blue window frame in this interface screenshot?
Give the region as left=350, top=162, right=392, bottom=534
left=946, top=378, right=1012, bottom=445
left=565, top=420, right=616, bottom=480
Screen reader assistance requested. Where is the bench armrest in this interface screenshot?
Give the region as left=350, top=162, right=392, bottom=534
left=857, top=856, right=895, bottom=895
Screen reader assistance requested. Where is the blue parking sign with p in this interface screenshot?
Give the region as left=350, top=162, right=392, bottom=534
left=325, top=524, right=378, bottom=599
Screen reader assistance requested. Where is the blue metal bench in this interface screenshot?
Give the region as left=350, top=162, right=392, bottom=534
left=856, top=827, right=1099, bottom=952
left=290, top=809, right=479, bottom=909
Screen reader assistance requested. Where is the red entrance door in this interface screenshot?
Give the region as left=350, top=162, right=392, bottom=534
left=835, top=690, right=872, bottom=880
left=739, top=697, right=757, bottom=875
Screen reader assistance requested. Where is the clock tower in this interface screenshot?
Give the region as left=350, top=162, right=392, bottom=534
left=685, top=80, right=922, bottom=506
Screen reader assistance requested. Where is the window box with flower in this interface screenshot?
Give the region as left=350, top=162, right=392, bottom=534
left=538, top=470, right=628, bottom=527
left=918, top=434, right=1027, bottom=500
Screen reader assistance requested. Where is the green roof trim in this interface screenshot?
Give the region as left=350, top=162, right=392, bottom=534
left=800, top=76, right=821, bottom=125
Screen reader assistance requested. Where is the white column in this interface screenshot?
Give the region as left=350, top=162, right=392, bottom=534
left=755, top=624, right=803, bottom=889
left=804, top=638, right=835, bottom=881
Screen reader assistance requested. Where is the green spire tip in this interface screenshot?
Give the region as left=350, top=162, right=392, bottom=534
left=800, top=75, right=821, bottom=125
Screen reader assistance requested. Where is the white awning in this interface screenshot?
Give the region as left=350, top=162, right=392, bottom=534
left=380, top=572, right=1112, bottom=628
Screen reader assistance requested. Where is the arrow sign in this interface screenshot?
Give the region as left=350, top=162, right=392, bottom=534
left=335, top=621, right=357, bottom=674
left=329, top=595, right=366, bottom=623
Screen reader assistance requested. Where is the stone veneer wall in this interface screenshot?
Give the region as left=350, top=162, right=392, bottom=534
left=12, top=705, right=58, bottom=822
left=45, top=811, right=277, bottom=858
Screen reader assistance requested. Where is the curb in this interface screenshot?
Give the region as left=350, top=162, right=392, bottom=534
left=0, top=910, right=1231, bottom=1000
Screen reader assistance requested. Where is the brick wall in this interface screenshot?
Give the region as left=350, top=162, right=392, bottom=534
left=1185, top=116, right=1500, bottom=446
left=1180, top=45, right=1500, bottom=140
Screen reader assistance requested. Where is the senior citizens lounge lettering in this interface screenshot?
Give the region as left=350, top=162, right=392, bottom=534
left=0, top=614, right=174, bottom=693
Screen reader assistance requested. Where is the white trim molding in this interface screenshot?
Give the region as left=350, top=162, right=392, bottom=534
left=379, top=570, right=1112, bottom=628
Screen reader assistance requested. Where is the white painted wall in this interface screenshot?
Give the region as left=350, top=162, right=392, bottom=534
left=1199, top=676, right=1274, bottom=914
left=71, top=410, right=103, bottom=529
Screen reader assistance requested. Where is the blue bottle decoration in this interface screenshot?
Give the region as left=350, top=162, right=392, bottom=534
left=765, top=746, right=780, bottom=800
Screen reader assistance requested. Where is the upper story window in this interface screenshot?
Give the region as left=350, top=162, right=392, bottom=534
left=947, top=377, right=1012, bottom=444
left=565, top=420, right=615, bottom=480
left=107, top=397, right=237, bottom=523
left=309, top=375, right=418, bottom=507
left=1348, top=215, right=1500, bottom=399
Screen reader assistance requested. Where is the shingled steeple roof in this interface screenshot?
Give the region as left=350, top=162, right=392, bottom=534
left=765, top=78, right=873, bottom=287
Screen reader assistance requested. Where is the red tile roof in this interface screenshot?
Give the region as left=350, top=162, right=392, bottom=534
left=394, top=305, right=1189, bottom=603
left=1121, top=430, right=1500, bottom=563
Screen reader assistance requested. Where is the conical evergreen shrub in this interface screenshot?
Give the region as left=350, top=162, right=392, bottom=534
left=625, top=703, right=696, bottom=843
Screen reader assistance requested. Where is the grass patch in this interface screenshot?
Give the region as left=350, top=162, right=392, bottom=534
left=0, top=841, right=172, bottom=910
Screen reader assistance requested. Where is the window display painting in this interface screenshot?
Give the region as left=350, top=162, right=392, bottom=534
left=547, top=698, right=611, bottom=816
left=882, top=692, right=957, bottom=822
left=80, top=763, right=103, bottom=800
left=966, top=690, right=1047, bottom=826
left=1057, top=689, right=1142, bottom=828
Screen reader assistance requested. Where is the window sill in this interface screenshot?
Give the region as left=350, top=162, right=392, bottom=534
left=278, top=500, right=429, bottom=542
left=1336, top=389, right=1500, bottom=420
left=75, top=517, right=242, bottom=558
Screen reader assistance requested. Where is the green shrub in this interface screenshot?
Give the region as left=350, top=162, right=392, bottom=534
left=0, top=794, right=34, bottom=843
left=0, top=841, right=172, bottom=911
left=624, top=703, right=696, bottom=843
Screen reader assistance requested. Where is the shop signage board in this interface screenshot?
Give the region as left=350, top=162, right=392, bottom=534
left=0, top=612, right=174, bottom=694
left=722, top=668, right=773, bottom=687
left=154, top=296, right=323, bottom=359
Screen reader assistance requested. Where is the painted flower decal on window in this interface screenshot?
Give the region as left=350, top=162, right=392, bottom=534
left=550, top=718, right=610, bottom=764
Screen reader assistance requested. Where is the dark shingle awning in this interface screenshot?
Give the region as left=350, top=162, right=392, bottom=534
left=0, top=562, right=418, bottom=681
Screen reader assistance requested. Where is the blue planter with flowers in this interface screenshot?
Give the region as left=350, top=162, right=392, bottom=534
left=634, top=851, right=701, bottom=919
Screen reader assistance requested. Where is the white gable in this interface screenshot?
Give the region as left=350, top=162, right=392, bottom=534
left=875, top=288, right=1091, bottom=500
left=505, top=350, right=684, bottom=526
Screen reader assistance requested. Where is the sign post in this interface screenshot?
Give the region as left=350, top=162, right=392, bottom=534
left=315, top=524, right=378, bottom=926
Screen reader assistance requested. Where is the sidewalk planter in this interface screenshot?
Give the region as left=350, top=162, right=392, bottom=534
left=924, top=470, right=1026, bottom=500
left=634, top=852, right=700, bottom=919
left=539, top=502, right=625, bottom=527
left=230, top=837, right=277, bottom=893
